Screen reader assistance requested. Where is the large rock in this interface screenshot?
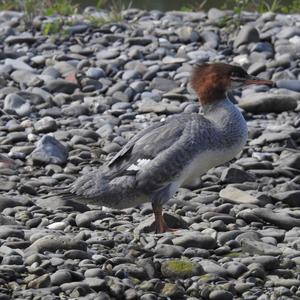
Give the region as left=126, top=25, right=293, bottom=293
left=26, top=235, right=87, bottom=255
left=241, top=239, right=282, bottom=256
left=239, top=94, right=297, bottom=113
left=161, top=259, right=204, bottom=279
left=271, top=191, right=300, bottom=207
left=234, top=25, right=260, bottom=48
left=221, top=167, right=256, bottom=183
left=45, top=79, right=78, bottom=94
left=36, top=196, right=89, bottom=213
left=4, top=93, right=32, bottom=116
left=220, top=186, right=260, bottom=205
left=30, top=135, right=68, bottom=165
left=172, top=232, right=216, bottom=249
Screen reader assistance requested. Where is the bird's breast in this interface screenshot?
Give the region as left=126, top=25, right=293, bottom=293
left=180, top=141, right=245, bottom=187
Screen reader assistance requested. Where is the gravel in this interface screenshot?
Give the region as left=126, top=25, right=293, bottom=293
left=0, top=6, right=300, bottom=300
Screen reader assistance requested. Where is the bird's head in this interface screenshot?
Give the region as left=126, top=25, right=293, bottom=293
left=191, top=63, right=273, bottom=105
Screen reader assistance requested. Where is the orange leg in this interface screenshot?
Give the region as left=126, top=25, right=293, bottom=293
left=152, top=202, right=177, bottom=233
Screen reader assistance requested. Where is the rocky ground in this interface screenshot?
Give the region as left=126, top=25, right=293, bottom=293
left=0, top=6, right=300, bottom=300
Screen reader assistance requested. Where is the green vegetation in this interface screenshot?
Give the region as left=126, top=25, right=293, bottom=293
left=180, top=0, right=300, bottom=14
left=0, top=0, right=77, bottom=30
left=86, top=0, right=128, bottom=27
left=0, top=0, right=77, bottom=16
left=166, top=259, right=194, bottom=273
left=223, top=0, right=300, bottom=14
left=42, top=19, right=64, bottom=35
left=43, top=0, right=78, bottom=16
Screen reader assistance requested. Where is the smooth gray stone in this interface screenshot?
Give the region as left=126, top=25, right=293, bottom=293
left=239, top=94, right=297, bottom=113
left=36, top=196, right=89, bottom=213
left=45, top=79, right=78, bottom=94
left=277, top=27, right=300, bottom=39
left=172, top=232, right=216, bottom=249
left=0, top=215, right=18, bottom=225
left=0, top=227, right=24, bottom=239
left=86, top=67, right=105, bottom=79
left=75, top=210, right=111, bottom=227
left=241, top=255, right=279, bottom=271
left=221, top=167, right=256, bottom=183
left=84, top=268, right=106, bottom=278
left=209, top=290, right=233, bottom=300
left=199, top=30, right=219, bottom=49
left=10, top=70, right=41, bottom=85
left=126, top=37, right=153, bottom=46
left=272, top=278, right=300, bottom=287
left=199, top=260, right=229, bottom=278
left=30, top=135, right=68, bottom=165
left=50, top=270, right=72, bottom=286
left=62, top=103, right=89, bottom=116
left=257, top=228, right=285, bottom=242
left=223, top=261, right=248, bottom=278
left=176, top=26, right=199, bottom=43
left=253, top=208, right=300, bottom=230
left=272, top=191, right=300, bottom=207
left=17, top=91, right=45, bottom=105
left=34, top=116, right=57, bottom=133
left=234, top=25, right=260, bottom=48
left=150, top=78, right=178, bottom=92
left=5, top=58, right=34, bottom=71
left=68, top=24, right=89, bottom=34
left=279, top=153, right=300, bottom=170
left=154, top=244, right=184, bottom=258
left=5, top=34, right=37, bottom=44
left=247, top=62, right=266, bottom=75
left=207, top=8, right=227, bottom=21
left=277, top=80, right=300, bottom=92
left=4, top=93, right=31, bottom=116
left=0, top=196, right=24, bottom=212
left=241, top=239, right=282, bottom=256
left=113, top=263, right=148, bottom=280
left=28, top=274, right=51, bottom=289
left=25, top=235, right=87, bottom=254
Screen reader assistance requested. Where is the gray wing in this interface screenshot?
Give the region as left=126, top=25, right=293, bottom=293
left=107, top=113, right=210, bottom=191
left=66, top=113, right=211, bottom=199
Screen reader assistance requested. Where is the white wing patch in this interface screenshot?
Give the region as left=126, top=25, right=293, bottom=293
left=127, top=158, right=151, bottom=171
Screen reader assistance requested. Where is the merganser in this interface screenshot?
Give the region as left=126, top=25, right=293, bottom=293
left=10, top=63, right=273, bottom=233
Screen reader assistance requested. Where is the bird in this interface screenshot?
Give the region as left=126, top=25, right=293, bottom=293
left=2, top=63, right=273, bottom=233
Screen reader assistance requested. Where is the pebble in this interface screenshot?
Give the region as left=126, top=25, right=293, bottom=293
left=221, top=167, right=256, bottom=183
left=172, top=232, right=216, bottom=249
left=239, top=94, right=297, bottom=113
left=219, top=186, right=260, bottom=205
left=161, top=259, right=204, bottom=278
left=234, top=25, right=260, bottom=48
left=241, top=239, right=282, bottom=256
left=30, top=135, right=68, bottom=165
left=4, top=93, right=32, bottom=116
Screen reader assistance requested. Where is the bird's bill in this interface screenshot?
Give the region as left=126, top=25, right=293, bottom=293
left=244, top=75, right=274, bottom=86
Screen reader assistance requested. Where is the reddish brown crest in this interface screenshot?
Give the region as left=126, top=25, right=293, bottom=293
left=191, top=63, right=233, bottom=105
